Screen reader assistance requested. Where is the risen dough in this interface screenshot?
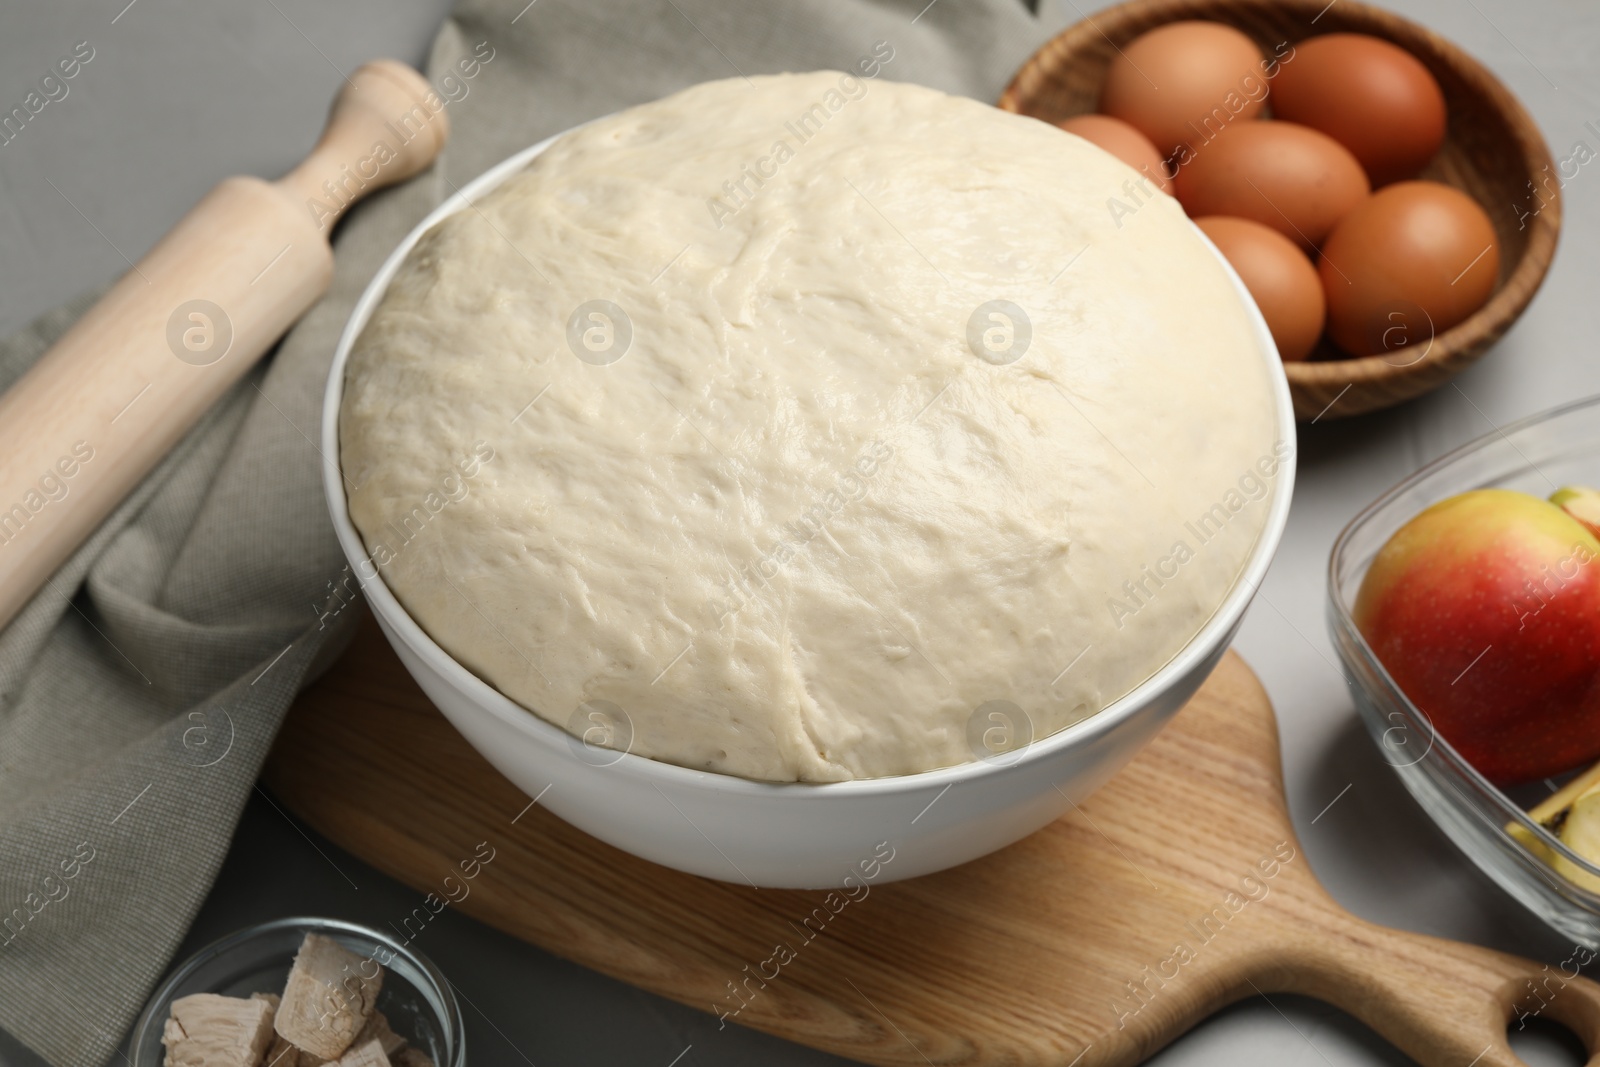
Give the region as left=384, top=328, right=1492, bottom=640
left=340, top=72, right=1282, bottom=783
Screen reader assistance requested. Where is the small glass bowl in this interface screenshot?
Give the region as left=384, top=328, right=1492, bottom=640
left=128, top=917, right=465, bottom=1067
left=1328, top=394, right=1600, bottom=948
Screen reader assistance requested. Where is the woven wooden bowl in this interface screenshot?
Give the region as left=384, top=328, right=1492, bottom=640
left=999, top=0, right=1560, bottom=421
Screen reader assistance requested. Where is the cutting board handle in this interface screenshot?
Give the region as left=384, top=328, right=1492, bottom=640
left=1261, top=911, right=1600, bottom=1067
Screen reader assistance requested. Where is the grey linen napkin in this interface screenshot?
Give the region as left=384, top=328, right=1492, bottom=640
left=0, top=1, right=1044, bottom=1063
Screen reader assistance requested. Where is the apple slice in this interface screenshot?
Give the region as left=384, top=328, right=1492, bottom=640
left=1510, top=752, right=1600, bottom=890
left=1529, top=759, right=1600, bottom=826
left=1508, top=757, right=1600, bottom=863
left=1552, top=486, right=1600, bottom=539
left=1559, top=785, right=1600, bottom=892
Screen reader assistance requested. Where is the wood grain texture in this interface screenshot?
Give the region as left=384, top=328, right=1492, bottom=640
left=266, top=613, right=1600, bottom=1066
left=997, top=0, right=1560, bottom=422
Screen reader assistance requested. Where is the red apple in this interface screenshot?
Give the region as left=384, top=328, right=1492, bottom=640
left=1354, top=488, right=1600, bottom=785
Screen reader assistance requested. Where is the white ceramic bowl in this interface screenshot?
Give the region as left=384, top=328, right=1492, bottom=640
left=322, top=127, right=1297, bottom=889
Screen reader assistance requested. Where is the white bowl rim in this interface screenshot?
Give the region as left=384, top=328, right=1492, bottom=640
left=321, top=119, right=1297, bottom=800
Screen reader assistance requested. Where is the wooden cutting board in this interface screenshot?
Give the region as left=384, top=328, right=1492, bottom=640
left=265, top=613, right=1600, bottom=1066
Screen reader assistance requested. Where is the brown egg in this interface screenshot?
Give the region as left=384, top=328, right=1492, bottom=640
left=1319, top=181, right=1500, bottom=358
left=1100, top=21, right=1269, bottom=157
left=1197, top=216, right=1326, bottom=362
left=1174, top=121, right=1370, bottom=248
left=1271, top=33, right=1447, bottom=187
left=1057, top=114, right=1173, bottom=193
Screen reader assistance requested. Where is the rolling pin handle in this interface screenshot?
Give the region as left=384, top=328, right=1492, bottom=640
left=0, top=59, right=446, bottom=636
left=277, top=59, right=450, bottom=234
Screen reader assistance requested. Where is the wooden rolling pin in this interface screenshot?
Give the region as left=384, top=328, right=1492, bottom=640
left=0, top=60, right=447, bottom=632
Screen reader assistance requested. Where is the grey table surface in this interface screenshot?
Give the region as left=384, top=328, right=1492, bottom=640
left=3, top=0, right=1599, bottom=1064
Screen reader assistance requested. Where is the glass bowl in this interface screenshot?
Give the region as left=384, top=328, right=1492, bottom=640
left=1329, top=393, right=1600, bottom=948
left=128, top=917, right=465, bottom=1067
